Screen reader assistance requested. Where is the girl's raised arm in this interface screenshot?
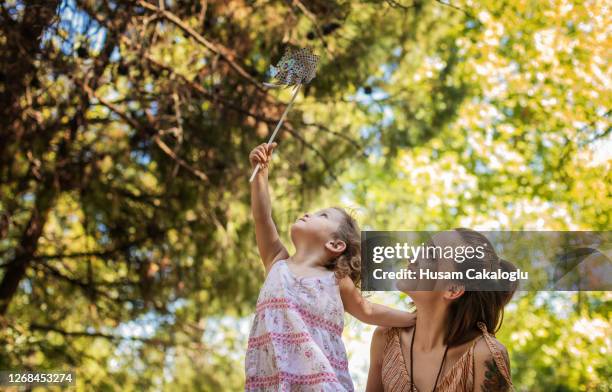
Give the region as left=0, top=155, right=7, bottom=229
left=339, top=276, right=416, bottom=327
left=249, top=143, right=289, bottom=273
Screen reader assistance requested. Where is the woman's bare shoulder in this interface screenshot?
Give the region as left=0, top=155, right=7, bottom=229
left=474, top=335, right=509, bottom=364
left=372, top=326, right=391, bottom=343
left=473, top=335, right=512, bottom=391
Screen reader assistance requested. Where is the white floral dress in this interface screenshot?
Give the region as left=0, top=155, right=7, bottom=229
left=245, top=259, right=354, bottom=391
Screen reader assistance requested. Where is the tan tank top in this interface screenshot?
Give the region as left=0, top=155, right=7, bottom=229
left=381, top=322, right=513, bottom=392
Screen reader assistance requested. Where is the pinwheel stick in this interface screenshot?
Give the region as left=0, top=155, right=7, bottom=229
left=248, top=47, right=318, bottom=181
left=249, top=84, right=301, bottom=182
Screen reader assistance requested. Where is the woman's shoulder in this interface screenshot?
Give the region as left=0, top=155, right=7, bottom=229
left=371, top=327, right=401, bottom=362
left=472, top=333, right=512, bottom=383
left=473, top=334, right=509, bottom=364
left=472, top=334, right=513, bottom=389
left=372, top=326, right=393, bottom=346
left=372, top=326, right=390, bottom=343
left=373, top=325, right=414, bottom=337
left=372, top=326, right=414, bottom=349
left=373, top=326, right=392, bottom=339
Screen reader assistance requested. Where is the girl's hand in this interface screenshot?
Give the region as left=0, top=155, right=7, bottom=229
left=401, top=311, right=417, bottom=327
left=249, top=143, right=277, bottom=169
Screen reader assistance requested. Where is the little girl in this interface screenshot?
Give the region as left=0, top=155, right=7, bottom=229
left=246, top=143, right=416, bottom=391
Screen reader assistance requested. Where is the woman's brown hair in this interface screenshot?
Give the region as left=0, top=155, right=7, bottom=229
left=325, top=207, right=361, bottom=287
left=444, top=228, right=518, bottom=346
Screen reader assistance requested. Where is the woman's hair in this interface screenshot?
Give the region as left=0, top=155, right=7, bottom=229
left=444, top=228, right=518, bottom=346
left=325, top=207, right=361, bottom=287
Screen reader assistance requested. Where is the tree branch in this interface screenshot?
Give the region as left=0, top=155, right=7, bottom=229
left=137, top=0, right=265, bottom=92
left=385, top=0, right=419, bottom=10
left=32, top=233, right=151, bottom=262
left=434, top=0, right=476, bottom=19
left=291, top=0, right=330, bottom=53
left=81, top=82, right=209, bottom=183
left=301, top=121, right=366, bottom=156
left=30, top=323, right=172, bottom=347
left=284, top=127, right=340, bottom=185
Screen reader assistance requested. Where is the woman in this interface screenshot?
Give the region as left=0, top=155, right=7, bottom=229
left=366, top=229, right=516, bottom=391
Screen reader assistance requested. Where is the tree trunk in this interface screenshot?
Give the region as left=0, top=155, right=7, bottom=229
left=0, top=185, right=56, bottom=315
left=0, top=1, right=61, bottom=316
left=0, top=1, right=59, bottom=160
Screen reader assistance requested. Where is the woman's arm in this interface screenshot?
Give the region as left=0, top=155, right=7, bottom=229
left=365, top=327, right=387, bottom=392
left=249, top=143, right=289, bottom=272
left=339, top=277, right=416, bottom=327
left=473, top=337, right=512, bottom=392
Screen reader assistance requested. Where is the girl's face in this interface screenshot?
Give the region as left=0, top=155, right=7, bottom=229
left=290, top=208, right=344, bottom=248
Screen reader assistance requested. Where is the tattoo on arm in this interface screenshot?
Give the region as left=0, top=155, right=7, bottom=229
left=481, top=359, right=510, bottom=392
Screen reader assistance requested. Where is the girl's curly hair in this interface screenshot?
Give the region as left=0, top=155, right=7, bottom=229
left=324, top=207, right=361, bottom=287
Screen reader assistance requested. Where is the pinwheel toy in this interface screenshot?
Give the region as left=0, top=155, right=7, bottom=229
left=249, top=47, right=320, bottom=182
